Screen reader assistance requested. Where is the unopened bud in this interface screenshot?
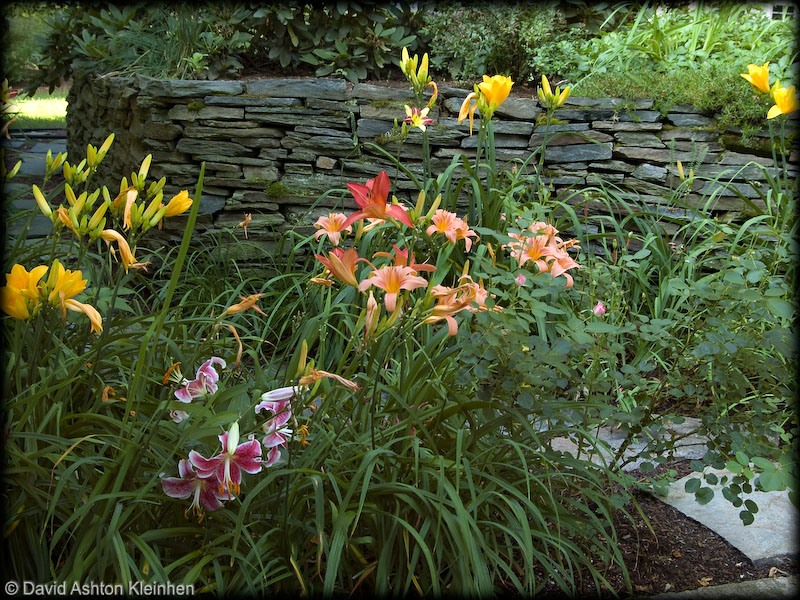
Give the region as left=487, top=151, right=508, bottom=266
left=32, top=185, right=52, bottom=217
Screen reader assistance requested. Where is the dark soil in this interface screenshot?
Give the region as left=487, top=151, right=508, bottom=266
left=541, top=460, right=798, bottom=599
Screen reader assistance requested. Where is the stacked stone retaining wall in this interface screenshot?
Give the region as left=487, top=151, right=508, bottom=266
left=66, top=73, right=797, bottom=253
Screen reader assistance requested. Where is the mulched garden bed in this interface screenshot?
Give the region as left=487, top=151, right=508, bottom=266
left=538, top=460, right=798, bottom=598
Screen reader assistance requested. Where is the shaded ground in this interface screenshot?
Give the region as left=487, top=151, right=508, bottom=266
left=538, top=460, right=798, bottom=599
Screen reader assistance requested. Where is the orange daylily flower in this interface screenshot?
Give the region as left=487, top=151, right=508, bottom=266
left=223, top=293, right=267, bottom=317
left=371, top=245, right=436, bottom=274
left=341, top=171, right=415, bottom=229
left=238, top=213, right=252, bottom=239
left=100, top=229, right=149, bottom=273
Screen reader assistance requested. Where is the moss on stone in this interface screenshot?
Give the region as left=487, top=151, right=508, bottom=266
left=187, top=99, right=205, bottom=112
left=264, top=181, right=290, bottom=197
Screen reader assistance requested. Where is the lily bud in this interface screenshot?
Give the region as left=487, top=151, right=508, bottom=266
left=141, top=190, right=164, bottom=223
left=65, top=184, right=77, bottom=207
left=97, top=132, right=115, bottom=160
left=87, top=201, right=110, bottom=231
left=226, top=422, right=240, bottom=454
left=423, top=194, right=442, bottom=223
left=32, top=185, right=52, bottom=217
left=138, top=154, right=152, bottom=179
left=148, top=205, right=167, bottom=229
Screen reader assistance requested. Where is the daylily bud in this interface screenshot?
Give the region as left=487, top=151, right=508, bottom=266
left=417, top=53, right=429, bottom=83
left=138, top=154, right=152, bottom=179
left=677, top=161, right=686, bottom=181
left=97, top=132, right=115, bottom=160
left=65, top=184, right=77, bottom=207
left=148, top=206, right=167, bottom=229
left=423, top=194, right=442, bottom=222
left=86, top=144, right=97, bottom=168
left=32, top=185, right=52, bottom=217
left=4, top=159, right=21, bottom=180
left=296, top=339, right=308, bottom=378
left=414, top=189, right=426, bottom=216
left=141, top=191, right=164, bottom=223
left=87, top=201, right=110, bottom=231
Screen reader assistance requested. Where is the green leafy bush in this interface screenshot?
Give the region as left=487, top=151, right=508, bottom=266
left=419, top=1, right=590, bottom=83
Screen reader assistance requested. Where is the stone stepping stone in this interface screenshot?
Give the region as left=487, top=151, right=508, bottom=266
left=653, top=467, right=798, bottom=567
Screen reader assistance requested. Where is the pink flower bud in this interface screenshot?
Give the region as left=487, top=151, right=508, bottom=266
left=515, top=273, right=526, bottom=286
left=592, top=301, right=606, bottom=316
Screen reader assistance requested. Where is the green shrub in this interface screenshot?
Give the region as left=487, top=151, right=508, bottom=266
left=419, top=1, right=591, bottom=83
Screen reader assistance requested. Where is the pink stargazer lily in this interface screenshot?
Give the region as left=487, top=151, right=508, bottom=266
left=255, top=387, right=297, bottom=466
left=174, top=357, right=226, bottom=403
left=161, top=459, right=224, bottom=522
left=341, top=171, right=415, bottom=229
left=357, top=265, right=428, bottom=313
left=189, top=422, right=262, bottom=500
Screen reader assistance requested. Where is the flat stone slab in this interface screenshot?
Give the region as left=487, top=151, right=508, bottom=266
left=645, top=576, right=798, bottom=599
left=655, top=468, right=799, bottom=566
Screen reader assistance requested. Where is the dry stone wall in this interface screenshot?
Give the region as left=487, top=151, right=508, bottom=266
left=66, top=73, right=796, bottom=252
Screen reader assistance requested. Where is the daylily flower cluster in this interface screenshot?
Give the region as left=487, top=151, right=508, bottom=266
left=0, top=259, right=102, bottom=333
left=399, top=47, right=439, bottom=134
left=32, top=148, right=193, bottom=273
left=740, top=61, right=798, bottom=119
left=503, top=221, right=582, bottom=288
left=162, top=421, right=263, bottom=522
left=537, top=74, right=571, bottom=110
left=310, top=170, right=492, bottom=335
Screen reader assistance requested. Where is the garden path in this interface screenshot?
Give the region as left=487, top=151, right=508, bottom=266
left=550, top=419, right=797, bottom=569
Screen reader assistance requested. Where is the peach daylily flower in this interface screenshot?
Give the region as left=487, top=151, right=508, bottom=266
left=314, top=212, right=352, bottom=246
left=357, top=265, right=428, bottom=313
left=426, top=209, right=462, bottom=244
left=314, top=247, right=365, bottom=288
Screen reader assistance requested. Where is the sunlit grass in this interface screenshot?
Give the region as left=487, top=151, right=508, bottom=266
left=8, top=88, right=68, bottom=129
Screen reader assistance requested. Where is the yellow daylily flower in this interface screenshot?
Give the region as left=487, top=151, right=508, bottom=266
left=162, top=190, right=193, bottom=217
left=767, top=85, right=798, bottom=119
left=740, top=61, right=771, bottom=94
left=458, top=92, right=479, bottom=136
left=0, top=264, right=49, bottom=320
left=458, top=74, right=514, bottom=135
left=101, top=229, right=149, bottom=273
left=477, top=74, right=514, bottom=111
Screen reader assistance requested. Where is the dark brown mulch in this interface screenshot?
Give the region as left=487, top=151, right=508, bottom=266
left=536, top=460, right=798, bottom=599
